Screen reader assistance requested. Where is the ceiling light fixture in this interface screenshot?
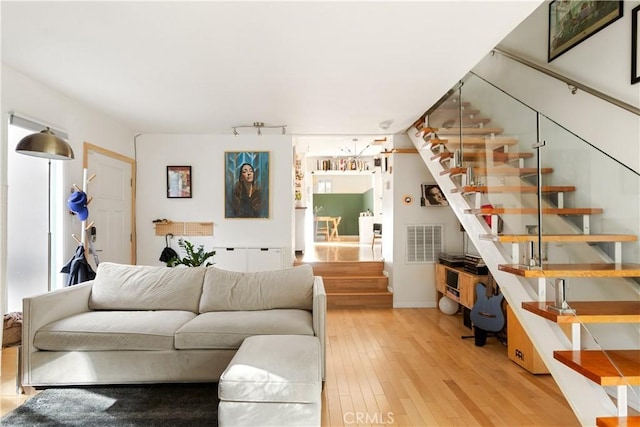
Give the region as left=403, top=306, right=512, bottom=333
left=232, top=121, right=287, bottom=136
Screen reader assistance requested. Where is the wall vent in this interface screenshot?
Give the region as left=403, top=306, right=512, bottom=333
left=406, top=224, right=442, bottom=263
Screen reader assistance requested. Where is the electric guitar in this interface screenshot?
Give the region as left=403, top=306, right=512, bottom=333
left=470, top=274, right=505, bottom=332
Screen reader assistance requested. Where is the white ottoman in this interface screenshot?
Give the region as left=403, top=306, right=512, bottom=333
left=218, top=335, right=322, bottom=427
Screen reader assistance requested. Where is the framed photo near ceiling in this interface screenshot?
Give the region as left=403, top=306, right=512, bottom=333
left=421, top=184, right=448, bottom=207
left=166, top=166, right=192, bottom=198
left=548, top=1, right=623, bottom=62
left=632, top=4, right=640, bottom=84
left=225, top=151, right=270, bottom=218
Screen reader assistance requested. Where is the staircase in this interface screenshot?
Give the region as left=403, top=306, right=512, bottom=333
left=409, top=94, right=640, bottom=426
left=295, top=261, right=392, bottom=309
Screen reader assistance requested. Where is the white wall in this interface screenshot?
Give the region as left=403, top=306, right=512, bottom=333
left=311, top=173, right=373, bottom=194
left=1, top=65, right=135, bottom=313
left=389, top=134, right=464, bottom=308
left=135, top=134, right=294, bottom=267
left=476, top=0, right=640, bottom=173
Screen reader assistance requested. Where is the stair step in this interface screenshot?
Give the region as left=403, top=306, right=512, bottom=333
left=481, top=234, right=637, bottom=243
left=436, top=127, right=504, bottom=136
left=553, top=350, right=640, bottom=386
left=432, top=151, right=533, bottom=162
left=430, top=108, right=480, bottom=117
left=322, top=275, right=388, bottom=292
left=454, top=185, right=576, bottom=194
left=327, top=291, right=393, bottom=309
left=466, top=207, right=604, bottom=215
left=498, top=263, right=640, bottom=278
left=429, top=136, right=519, bottom=149
left=439, top=100, right=471, bottom=109
left=296, top=261, right=383, bottom=276
left=596, top=416, right=640, bottom=427
left=442, top=117, right=492, bottom=127
left=443, top=167, right=554, bottom=177
left=522, top=301, right=640, bottom=324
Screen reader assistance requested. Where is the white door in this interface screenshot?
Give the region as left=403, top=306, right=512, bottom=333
left=86, top=144, right=135, bottom=265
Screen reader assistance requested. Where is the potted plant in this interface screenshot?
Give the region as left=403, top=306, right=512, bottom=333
left=167, top=239, right=215, bottom=267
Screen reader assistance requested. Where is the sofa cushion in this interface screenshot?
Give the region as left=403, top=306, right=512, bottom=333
left=174, top=310, right=314, bottom=350
left=199, top=265, right=314, bottom=312
left=89, top=262, right=205, bottom=312
left=219, top=335, right=321, bottom=404
left=34, top=310, right=196, bottom=351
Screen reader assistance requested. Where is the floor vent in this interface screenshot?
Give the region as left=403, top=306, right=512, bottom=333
left=406, top=224, right=443, bottom=263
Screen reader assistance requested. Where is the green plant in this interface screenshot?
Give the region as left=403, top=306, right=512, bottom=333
left=167, top=239, right=215, bottom=267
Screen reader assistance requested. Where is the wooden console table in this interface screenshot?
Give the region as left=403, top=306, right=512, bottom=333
left=435, top=263, right=488, bottom=309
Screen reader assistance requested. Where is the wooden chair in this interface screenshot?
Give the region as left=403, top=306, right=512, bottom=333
left=330, top=217, right=341, bottom=240
left=372, top=223, right=382, bottom=250
left=315, top=217, right=331, bottom=241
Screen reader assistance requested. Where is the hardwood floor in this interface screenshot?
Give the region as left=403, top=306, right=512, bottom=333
left=296, top=235, right=383, bottom=263
left=0, top=240, right=579, bottom=425
left=0, top=308, right=578, bottom=426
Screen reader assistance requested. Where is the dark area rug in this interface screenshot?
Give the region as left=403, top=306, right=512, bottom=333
left=1, top=383, right=218, bottom=426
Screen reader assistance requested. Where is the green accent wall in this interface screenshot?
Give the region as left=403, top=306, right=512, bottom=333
left=314, top=192, right=373, bottom=235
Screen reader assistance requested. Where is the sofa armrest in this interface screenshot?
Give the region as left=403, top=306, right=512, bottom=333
left=22, top=281, right=93, bottom=384
left=312, top=276, right=326, bottom=381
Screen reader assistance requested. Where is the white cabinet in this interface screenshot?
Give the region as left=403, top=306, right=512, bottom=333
left=295, top=208, right=306, bottom=253
left=359, top=216, right=375, bottom=244
left=213, top=247, right=283, bottom=272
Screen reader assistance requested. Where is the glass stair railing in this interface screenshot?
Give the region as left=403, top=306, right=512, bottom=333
left=410, top=72, right=640, bottom=426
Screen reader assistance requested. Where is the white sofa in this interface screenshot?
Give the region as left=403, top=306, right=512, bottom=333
left=21, top=262, right=326, bottom=387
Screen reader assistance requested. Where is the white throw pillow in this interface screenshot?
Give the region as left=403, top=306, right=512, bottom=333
left=89, top=262, right=205, bottom=312
left=199, top=265, right=314, bottom=312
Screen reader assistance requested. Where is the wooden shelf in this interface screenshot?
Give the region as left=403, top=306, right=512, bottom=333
left=435, top=264, right=488, bottom=309
left=498, top=263, right=640, bottom=278
left=154, top=221, right=213, bottom=236
left=522, top=301, right=640, bottom=324
left=553, top=350, right=640, bottom=386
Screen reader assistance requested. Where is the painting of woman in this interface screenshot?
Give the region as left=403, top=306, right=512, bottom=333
left=225, top=152, right=269, bottom=218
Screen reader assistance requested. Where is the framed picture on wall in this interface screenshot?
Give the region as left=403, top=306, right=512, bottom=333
left=421, top=184, right=448, bottom=206
left=632, top=4, right=640, bottom=84
left=166, top=166, right=192, bottom=198
left=548, top=0, right=623, bottom=62
left=224, top=151, right=270, bottom=218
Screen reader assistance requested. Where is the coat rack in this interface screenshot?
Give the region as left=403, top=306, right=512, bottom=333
left=71, top=168, right=96, bottom=252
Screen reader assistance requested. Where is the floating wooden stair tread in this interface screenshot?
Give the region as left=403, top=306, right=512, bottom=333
left=439, top=100, right=471, bottom=108
left=480, top=234, right=637, bottom=243
left=429, top=136, right=518, bottom=149
left=454, top=185, right=576, bottom=194
left=431, top=151, right=533, bottom=162
left=430, top=108, right=480, bottom=117
left=436, top=127, right=504, bottom=136
left=443, top=167, right=554, bottom=176
left=596, top=416, right=640, bottom=427
left=466, top=207, right=604, bottom=215
left=498, top=263, right=640, bottom=278
left=442, top=117, right=492, bottom=127
left=522, top=301, right=640, bottom=324
left=553, top=350, right=640, bottom=386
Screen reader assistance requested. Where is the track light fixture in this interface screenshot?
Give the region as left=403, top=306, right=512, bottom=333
left=231, top=121, right=287, bottom=136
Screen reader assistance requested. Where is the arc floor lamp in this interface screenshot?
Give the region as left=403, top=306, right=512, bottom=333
left=15, top=127, right=74, bottom=291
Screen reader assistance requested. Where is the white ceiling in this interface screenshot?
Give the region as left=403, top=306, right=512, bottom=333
left=1, top=1, right=541, bottom=150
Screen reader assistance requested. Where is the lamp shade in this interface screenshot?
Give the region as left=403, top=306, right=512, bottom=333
left=15, top=128, right=74, bottom=160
